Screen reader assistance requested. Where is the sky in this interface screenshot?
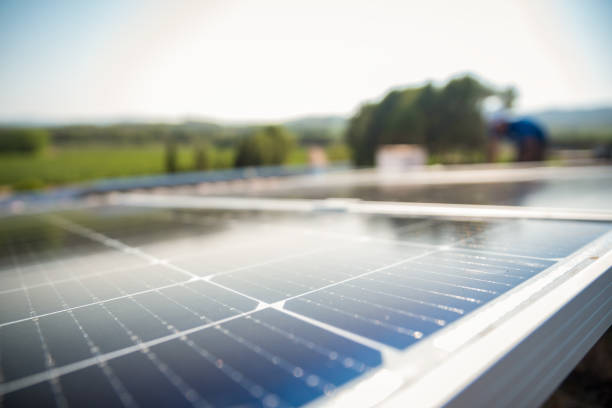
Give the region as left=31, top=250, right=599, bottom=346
left=1, top=0, right=611, bottom=123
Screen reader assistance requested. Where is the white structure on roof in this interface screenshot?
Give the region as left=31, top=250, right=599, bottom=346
left=376, top=144, right=427, bottom=172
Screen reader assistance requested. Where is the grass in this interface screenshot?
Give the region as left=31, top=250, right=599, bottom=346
left=427, top=150, right=487, bottom=165
left=0, top=144, right=351, bottom=191
left=0, top=145, right=234, bottom=190
left=286, top=144, right=351, bottom=165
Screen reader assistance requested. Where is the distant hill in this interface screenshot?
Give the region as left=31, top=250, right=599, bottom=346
left=283, top=115, right=348, bottom=145
left=283, top=115, right=347, bottom=130
left=526, top=107, right=612, bottom=135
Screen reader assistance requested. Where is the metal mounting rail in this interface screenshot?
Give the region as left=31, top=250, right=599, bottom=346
left=114, top=193, right=612, bottom=222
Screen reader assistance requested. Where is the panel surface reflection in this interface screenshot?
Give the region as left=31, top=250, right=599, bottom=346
left=0, top=207, right=609, bottom=407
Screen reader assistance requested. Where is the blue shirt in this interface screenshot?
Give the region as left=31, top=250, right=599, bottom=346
left=506, top=119, right=547, bottom=144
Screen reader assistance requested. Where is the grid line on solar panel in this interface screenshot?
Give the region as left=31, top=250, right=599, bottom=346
left=48, top=210, right=356, bottom=273
left=286, top=216, right=494, bottom=243
left=42, top=281, right=138, bottom=408
left=0, top=215, right=442, bottom=400
left=21, top=215, right=568, bottom=314
left=0, top=251, right=196, bottom=323
left=0, top=244, right=150, bottom=293
left=63, top=210, right=571, bottom=275
left=213, top=243, right=433, bottom=303
left=342, top=279, right=463, bottom=316
left=46, top=215, right=356, bottom=303
left=457, top=220, right=612, bottom=258
left=0, top=225, right=352, bottom=329
left=2, top=244, right=71, bottom=408
left=119, top=223, right=307, bottom=268
left=77, top=284, right=250, bottom=408
left=1, top=215, right=596, bottom=343
left=252, top=262, right=491, bottom=324
left=0, top=217, right=604, bottom=334
left=277, top=214, right=610, bottom=263
left=0, top=280, right=196, bottom=329
left=283, top=248, right=559, bottom=349
left=169, top=237, right=342, bottom=279
left=1, top=216, right=262, bottom=318
left=407, top=258, right=531, bottom=281
left=0, top=218, right=277, bottom=399
left=2, top=209, right=610, bottom=407
left=269, top=223, right=470, bottom=254
left=3, top=243, right=190, bottom=297
left=2, top=308, right=382, bottom=407
left=211, top=217, right=503, bottom=305
left=266, top=220, right=572, bottom=261
left=324, top=281, right=484, bottom=325
left=64, top=214, right=499, bottom=318
left=1, top=305, right=259, bottom=395
left=14, top=266, right=237, bottom=408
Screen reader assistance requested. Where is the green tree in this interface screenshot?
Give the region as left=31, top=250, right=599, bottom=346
left=345, top=75, right=495, bottom=165
left=165, top=139, right=178, bottom=173
left=345, top=103, right=376, bottom=166
left=431, top=75, right=493, bottom=154
left=0, top=128, right=49, bottom=153
left=194, top=142, right=211, bottom=171
left=234, top=125, right=295, bottom=167
left=263, top=125, right=295, bottom=164
left=234, top=132, right=270, bottom=167
left=415, top=83, right=443, bottom=153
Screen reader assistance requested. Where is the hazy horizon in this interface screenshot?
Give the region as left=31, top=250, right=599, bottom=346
left=3, top=97, right=612, bottom=127
left=2, top=0, right=612, bottom=123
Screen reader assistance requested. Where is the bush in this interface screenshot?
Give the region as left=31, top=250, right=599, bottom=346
left=0, top=128, right=49, bottom=154
left=194, top=142, right=212, bottom=170
left=234, top=125, right=295, bottom=167
left=327, top=143, right=351, bottom=162
left=165, top=140, right=178, bottom=173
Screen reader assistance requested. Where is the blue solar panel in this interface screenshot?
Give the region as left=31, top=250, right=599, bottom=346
left=285, top=250, right=554, bottom=349
left=0, top=207, right=610, bottom=407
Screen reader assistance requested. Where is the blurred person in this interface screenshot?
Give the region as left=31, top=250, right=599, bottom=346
left=488, top=117, right=548, bottom=162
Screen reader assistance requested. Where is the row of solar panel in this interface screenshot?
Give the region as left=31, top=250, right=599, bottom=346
left=2, top=210, right=604, bottom=294
left=1, top=244, right=552, bottom=381
left=1, top=208, right=610, bottom=407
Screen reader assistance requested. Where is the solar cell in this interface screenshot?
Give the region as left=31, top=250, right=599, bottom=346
left=0, top=206, right=610, bottom=407
left=459, top=219, right=612, bottom=258
left=284, top=250, right=554, bottom=349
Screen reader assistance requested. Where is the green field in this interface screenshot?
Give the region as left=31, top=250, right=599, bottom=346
left=0, top=144, right=350, bottom=191
left=0, top=145, right=234, bottom=190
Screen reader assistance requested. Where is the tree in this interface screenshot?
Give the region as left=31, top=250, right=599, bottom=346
left=165, top=139, right=178, bottom=173
left=430, top=75, right=493, bottom=154
left=0, top=128, right=49, bottom=153
left=498, top=86, right=518, bottom=109
left=234, top=125, right=295, bottom=167
left=263, top=125, right=295, bottom=164
left=345, top=103, right=376, bottom=166
left=345, top=75, right=495, bottom=165
left=194, top=142, right=211, bottom=171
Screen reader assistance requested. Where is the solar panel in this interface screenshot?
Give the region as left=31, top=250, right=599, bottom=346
left=237, top=166, right=612, bottom=210
left=0, top=203, right=611, bottom=407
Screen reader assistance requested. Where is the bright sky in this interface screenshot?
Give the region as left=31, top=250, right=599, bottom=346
left=1, top=0, right=611, bottom=122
